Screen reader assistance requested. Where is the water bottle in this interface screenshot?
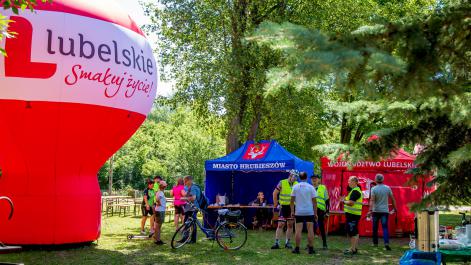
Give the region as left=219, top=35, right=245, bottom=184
left=409, top=235, right=416, bottom=249
left=409, top=238, right=416, bottom=249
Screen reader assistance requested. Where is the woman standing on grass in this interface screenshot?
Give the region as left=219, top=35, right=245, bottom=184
left=154, top=181, right=168, bottom=245
left=170, top=177, right=186, bottom=230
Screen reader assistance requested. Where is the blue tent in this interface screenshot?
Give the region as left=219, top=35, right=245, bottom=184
left=204, top=140, right=314, bottom=205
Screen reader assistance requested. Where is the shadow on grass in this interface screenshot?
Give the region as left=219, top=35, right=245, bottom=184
left=0, top=215, right=413, bottom=265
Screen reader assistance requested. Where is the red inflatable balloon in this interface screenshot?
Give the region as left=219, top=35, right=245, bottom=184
left=0, top=0, right=157, bottom=244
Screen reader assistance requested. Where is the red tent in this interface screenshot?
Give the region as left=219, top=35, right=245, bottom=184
left=321, top=148, right=426, bottom=237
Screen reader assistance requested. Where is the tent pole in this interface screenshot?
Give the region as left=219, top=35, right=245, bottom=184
left=231, top=171, right=234, bottom=203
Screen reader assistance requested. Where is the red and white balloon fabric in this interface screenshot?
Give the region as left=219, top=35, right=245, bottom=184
left=0, top=0, right=157, bottom=244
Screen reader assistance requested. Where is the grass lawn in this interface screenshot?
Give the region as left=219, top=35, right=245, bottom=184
left=0, top=213, right=464, bottom=265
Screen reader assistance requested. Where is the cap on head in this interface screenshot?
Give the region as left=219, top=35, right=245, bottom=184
left=159, top=180, right=168, bottom=188
left=311, top=174, right=321, bottom=179
left=375, top=174, right=384, bottom=183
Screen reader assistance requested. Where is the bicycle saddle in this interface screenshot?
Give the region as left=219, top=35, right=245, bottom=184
left=227, top=210, right=241, bottom=217
left=218, top=209, right=229, bottom=216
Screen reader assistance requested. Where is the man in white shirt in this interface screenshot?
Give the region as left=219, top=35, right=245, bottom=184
left=290, top=171, right=318, bottom=254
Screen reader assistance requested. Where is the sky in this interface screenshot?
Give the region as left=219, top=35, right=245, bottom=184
left=118, top=0, right=174, bottom=97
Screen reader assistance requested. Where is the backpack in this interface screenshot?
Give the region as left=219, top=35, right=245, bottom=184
left=192, top=184, right=209, bottom=211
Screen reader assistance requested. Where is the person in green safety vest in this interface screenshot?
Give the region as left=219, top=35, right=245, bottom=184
left=271, top=170, right=299, bottom=249
left=341, top=176, right=363, bottom=256
left=311, top=174, right=330, bottom=249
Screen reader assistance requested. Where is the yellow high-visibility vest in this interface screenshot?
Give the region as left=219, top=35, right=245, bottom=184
left=344, top=187, right=363, bottom=215
left=316, top=184, right=328, bottom=211
left=279, top=179, right=298, bottom=205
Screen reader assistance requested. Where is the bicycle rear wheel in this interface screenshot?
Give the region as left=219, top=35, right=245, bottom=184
left=215, top=222, right=247, bottom=250
left=171, top=222, right=194, bottom=249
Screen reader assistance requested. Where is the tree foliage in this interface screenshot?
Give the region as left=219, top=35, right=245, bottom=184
left=99, top=102, right=225, bottom=190
left=251, top=0, right=471, bottom=206
left=0, top=0, right=51, bottom=55
left=143, top=0, right=433, bottom=157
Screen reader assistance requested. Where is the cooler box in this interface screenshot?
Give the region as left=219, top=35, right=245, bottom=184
left=399, top=250, right=442, bottom=265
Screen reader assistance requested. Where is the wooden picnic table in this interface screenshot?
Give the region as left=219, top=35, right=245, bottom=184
left=101, top=195, right=133, bottom=215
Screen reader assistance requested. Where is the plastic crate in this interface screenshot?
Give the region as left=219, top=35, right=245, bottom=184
left=399, top=250, right=442, bottom=265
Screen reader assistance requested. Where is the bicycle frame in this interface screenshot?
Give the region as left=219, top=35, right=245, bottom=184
left=185, top=210, right=221, bottom=239
left=172, top=205, right=247, bottom=251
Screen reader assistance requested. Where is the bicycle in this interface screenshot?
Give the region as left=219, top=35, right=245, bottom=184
left=171, top=203, right=248, bottom=250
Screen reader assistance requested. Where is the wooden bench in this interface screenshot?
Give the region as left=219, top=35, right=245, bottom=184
left=133, top=198, right=142, bottom=216
left=116, top=200, right=134, bottom=217
left=165, top=198, right=174, bottom=222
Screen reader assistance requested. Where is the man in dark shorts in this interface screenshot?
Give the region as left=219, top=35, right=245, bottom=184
left=341, top=176, right=363, bottom=256
left=271, top=170, right=298, bottom=249
left=290, top=172, right=318, bottom=254
left=140, top=179, right=155, bottom=235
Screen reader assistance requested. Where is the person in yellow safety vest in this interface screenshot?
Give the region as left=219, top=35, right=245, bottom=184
left=271, top=170, right=298, bottom=249
left=311, top=174, right=329, bottom=249
left=341, top=176, right=363, bottom=256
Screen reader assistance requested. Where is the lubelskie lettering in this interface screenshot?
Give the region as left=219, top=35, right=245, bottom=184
left=47, top=29, right=154, bottom=75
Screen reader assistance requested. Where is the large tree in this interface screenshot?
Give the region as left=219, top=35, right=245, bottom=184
left=143, top=0, right=431, bottom=157
left=252, top=0, right=471, bottom=206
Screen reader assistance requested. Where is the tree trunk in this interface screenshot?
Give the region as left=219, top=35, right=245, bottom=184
left=247, top=95, right=263, bottom=141
left=225, top=0, right=248, bottom=154
left=108, top=155, right=114, bottom=195
left=353, top=122, right=365, bottom=143
left=340, top=113, right=352, bottom=144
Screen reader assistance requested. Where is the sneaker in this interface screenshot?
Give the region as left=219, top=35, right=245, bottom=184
left=292, top=247, right=300, bottom=254
left=352, top=249, right=358, bottom=255
left=343, top=249, right=354, bottom=256
left=385, top=245, right=391, bottom=251
left=271, top=243, right=280, bottom=249
left=308, top=247, right=315, bottom=254
left=285, top=242, right=293, bottom=249
left=140, top=230, right=146, bottom=235
left=154, top=240, right=166, bottom=245
left=322, top=244, right=328, bottom=250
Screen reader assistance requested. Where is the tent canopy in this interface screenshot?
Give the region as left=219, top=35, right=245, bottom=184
left=320, top=148, right=421, bottom=236
left=205, top=140, right=314, bottom=205
left=321, top=148, right=416, bottom=171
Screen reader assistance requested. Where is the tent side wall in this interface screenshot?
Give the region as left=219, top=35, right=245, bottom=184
left=205, top=170, right=290, bottom=205
left=322, top=169, right=421, bottom=237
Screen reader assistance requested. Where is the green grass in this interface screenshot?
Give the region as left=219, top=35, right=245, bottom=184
left=0, top=213, right=461, bottom=265
left=440, top=212, right=466, bottom=227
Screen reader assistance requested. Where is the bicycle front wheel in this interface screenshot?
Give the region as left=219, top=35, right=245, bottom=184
left=215, top=222, right=247, bottom=250
left=171, top=222, right=194, bottom=249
